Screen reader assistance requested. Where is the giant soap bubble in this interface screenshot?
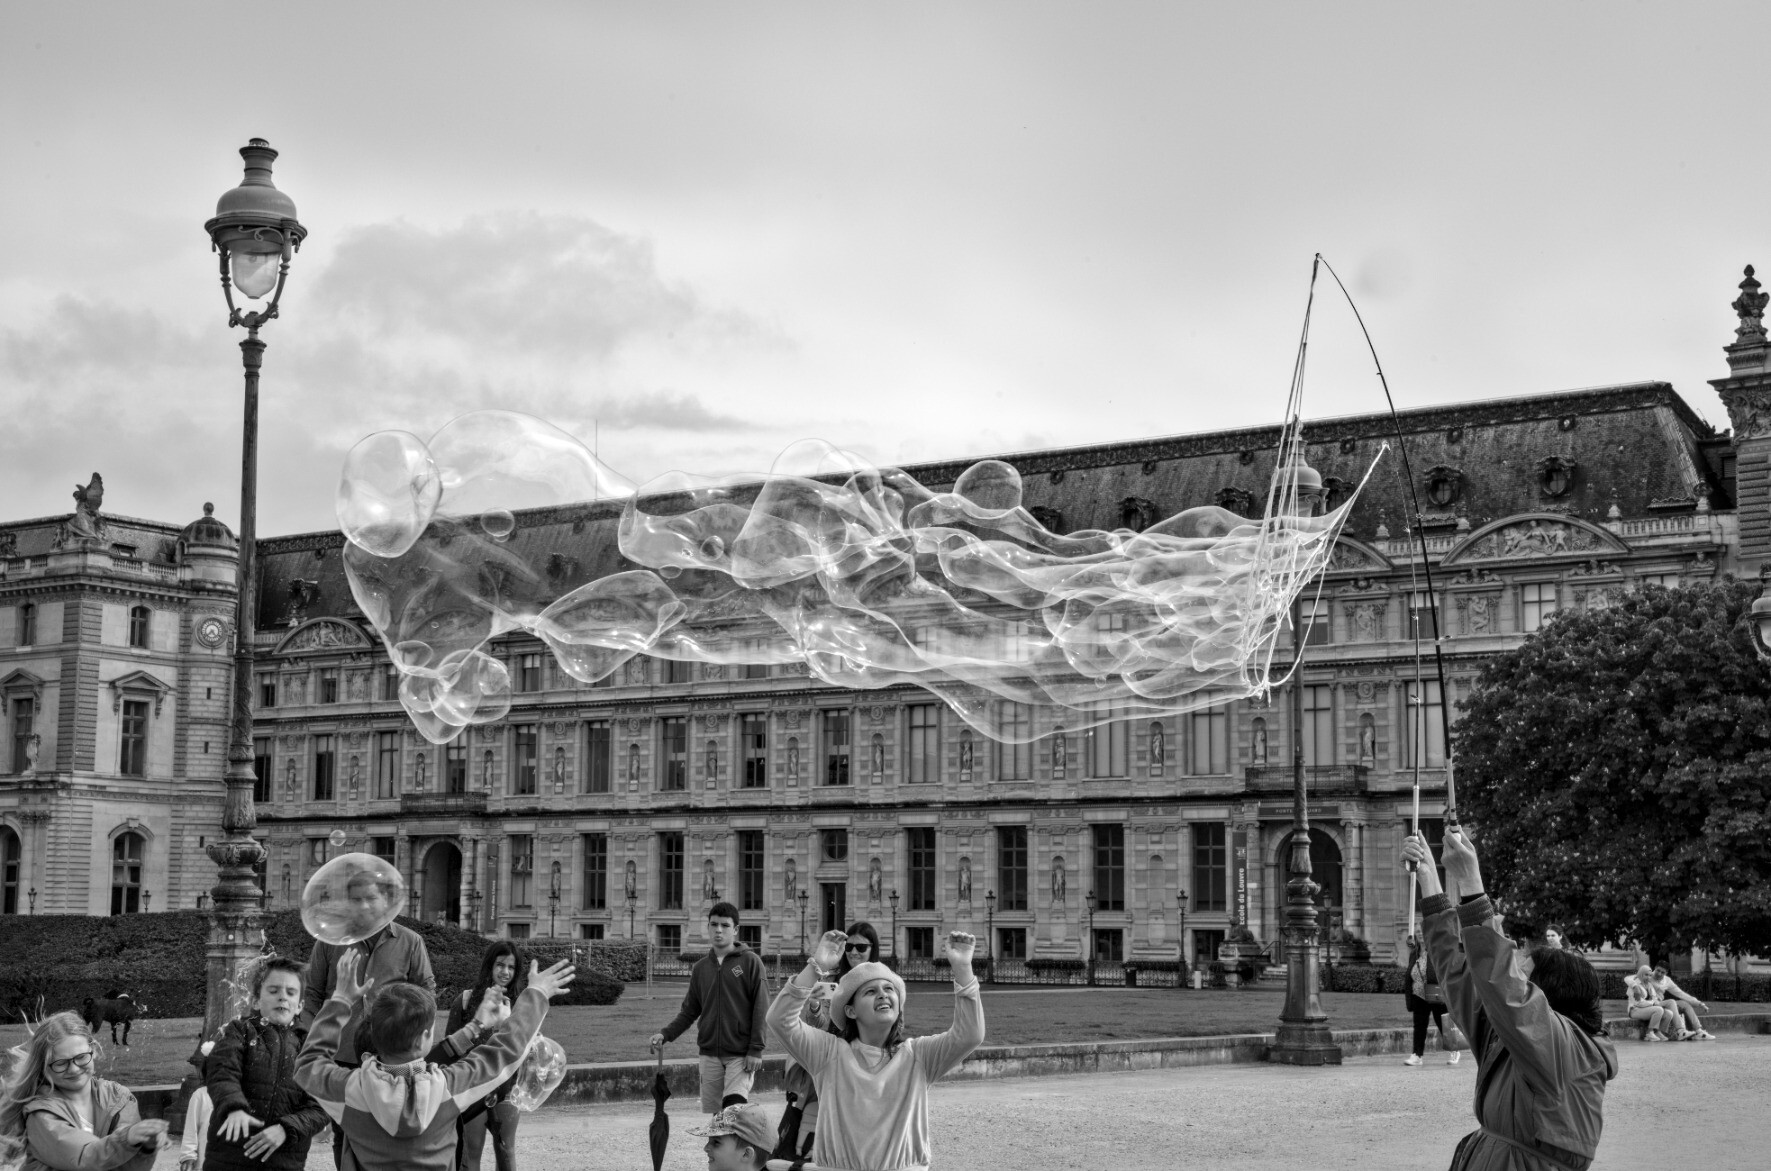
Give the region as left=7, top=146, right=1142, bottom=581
left=339, top=410, right=1376, bottom=744
left=508, top=1034, right=568, bottom=1112
left=301, top=853, right=408, bottom=946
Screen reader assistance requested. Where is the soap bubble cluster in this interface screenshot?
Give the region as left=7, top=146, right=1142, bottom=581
left=339, top=410, right=1369, bottom=745
left=508, top=1034, right=569, bottom=1112
left=301, top=853, right=408, bottom=946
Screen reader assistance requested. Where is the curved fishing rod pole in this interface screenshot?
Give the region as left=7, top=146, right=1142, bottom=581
left=1313, top=256, right=1460, bottom=836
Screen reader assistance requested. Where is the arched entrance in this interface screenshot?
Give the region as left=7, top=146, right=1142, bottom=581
left=1276, top=828, right=1343, bottom=910
left=421, top=841, right=463, bottom=926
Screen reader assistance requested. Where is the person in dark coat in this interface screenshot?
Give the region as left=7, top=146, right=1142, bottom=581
left=442, top=943, right=528, bottom=1171
left=1404, top=830, right=1617, bottom=1170
left=205, top=957, right=331, bottom=1171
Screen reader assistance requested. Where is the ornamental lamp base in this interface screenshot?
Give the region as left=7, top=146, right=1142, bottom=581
left=1269, top=1021, right=1343, bottom=1066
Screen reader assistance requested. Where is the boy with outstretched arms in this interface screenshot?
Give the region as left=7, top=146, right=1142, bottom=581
left=294, top=953, right=574, bottom=1171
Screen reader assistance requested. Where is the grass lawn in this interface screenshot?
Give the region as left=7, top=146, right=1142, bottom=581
left=0, top=980, right=1717, bottom=1087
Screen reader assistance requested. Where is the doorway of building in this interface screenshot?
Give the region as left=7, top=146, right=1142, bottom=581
left=421, top=841, right=463, bottom=925
left=821, top=882, right=847, bottom=934
left=1276, top=828, right=1343, bottom=909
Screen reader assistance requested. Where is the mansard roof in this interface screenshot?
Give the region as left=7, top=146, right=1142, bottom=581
left=0, top=512, right=190, bottom=564
left=251, top=380, right=1724, bottom=633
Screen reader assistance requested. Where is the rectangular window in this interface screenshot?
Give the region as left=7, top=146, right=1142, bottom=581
left=511, top=724, right=538, bottom=795
left=820, top=828, right=849, bottom=863
left=372, top=836, right=398, bottom=864
left=907, top=827, right=936, bottom=911
left=1192, top=823, right=1228, bottom=912
left=517, top=653, right=543, bottom=693
left=742, top=663, right=770, bottom=679
left=128, top=607, right=149, bottom=649
left=252, top=736, right=272, bottom=803
left=907, top=704, right=939, bottom=784
left=657, top=923, right=682, bottom=953
left=1408, top=591, right=1439, bottom=641
left=509, top=834, right=534, bottom=907
left=382, top=665, right=401, bottom=702
left=584, top=721, right=612, bottom=793
left=581, top=833, right=608, bottom=910
left=741, top=714, right=768, bottom=788
left=906, top=926, right=935, bottom=960
left=445, top=734, right=468, bottom=793
left=1403, top=679, right=1446, bottom=768
left=258, top=674, right=277, bottom=708
left=996, top=703, right=1031, bottom=780
left=1302, top=685, right=1334, bottom=767
left=1087, top=706, right=1129, bottom=778
left=1296, top=596, right=1331, bottom=647
left=1521, top=582, right=1558, bottom=633
left=738, top=830, right=765, bottom=912
left=997, top=927, right=1027, bottom=960
left=824, top=710, right=851, bottom=786
left=312, top=734, right=335, bottom=799
left=309, top=838, right=329, bottom=867
left=508, top=922, right=531, bottom=940
left=1188, top=699, right=1228, bottom=776
left=1092, top=927, right=1125, bottom=963
left=737, top=925, right=760, bottom=949
left=1638, top=573, right=1681, bottom=591
left=661, top=717, right=688, bottom=790
left=1092, top=824, right=1126, bottom=911
left=111, top=834, right=143, bottom=915
left=666, top=660, right=693, bottom=684
left=11, top=697, right=35, bottom=776
left=1193, top=928, right=1226, bottom=969
left=580, top=923, right=605, bottom=940
left=119, top=699, right=149, bottom=777
left=659, top=832, right=685, bottom=910
left=375, top=731, right=399, bottom=799
left=18, top=603, right=36, bottom=646
left=997, top=825, right=1028, bottom=911
left=319, top=669, right=339, bottom=704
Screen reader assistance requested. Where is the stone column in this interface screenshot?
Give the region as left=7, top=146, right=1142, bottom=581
left=1714, top=267, right=1771, bottom=569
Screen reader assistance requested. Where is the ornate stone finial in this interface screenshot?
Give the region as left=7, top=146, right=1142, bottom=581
left=203, top=502, right=215, bottom=517
left=1374, top=516, right=1390, bottom=540
left=1722, top=264, right=1771, bottom=381
left=1734, top=265, right=1769, bottom=341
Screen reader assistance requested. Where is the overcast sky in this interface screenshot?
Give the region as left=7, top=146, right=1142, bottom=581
left=3, top=3, right=1766, bottom=537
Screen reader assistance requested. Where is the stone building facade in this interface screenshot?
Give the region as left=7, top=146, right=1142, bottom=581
left=5, top=272, right=1769, bottom=969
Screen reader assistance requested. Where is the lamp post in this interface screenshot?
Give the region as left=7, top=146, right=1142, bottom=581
left=626, top=892, right=637, bottom=940
left=28, top=887, right=36, bottom=914
left=984, top=890, right=997, bottom=985
left=467, top=888, right=481, bottom=934
left=1085, top=891, right=1098, bottom=986
left=143, top=890, right=152, bottom=914
left=202, top=139, right=306, bottom=1040
left=889, top=889, right=899, bottom=966
left=1176, top=889, right=1189, bottom=984
left=1270, top=459, right=1342, bottom=1065
left=548, top=861, right=561, bottom=938
left=798, top=888, right=810, bottom=956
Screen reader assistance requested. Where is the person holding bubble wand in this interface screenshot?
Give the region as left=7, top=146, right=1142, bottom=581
left=767, top=928, right=983, bottom=1171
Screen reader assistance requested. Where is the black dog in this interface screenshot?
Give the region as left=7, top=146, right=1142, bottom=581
left=81, top=991, right=146, bottom=1047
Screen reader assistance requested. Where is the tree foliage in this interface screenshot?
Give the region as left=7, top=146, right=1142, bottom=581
left=1458, top=579, right=1771, bottom=963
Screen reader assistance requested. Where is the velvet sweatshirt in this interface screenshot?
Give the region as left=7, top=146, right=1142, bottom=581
left=768, top=976, right=985, bottom=1171
left=657, top=945, right=769, bottom=1059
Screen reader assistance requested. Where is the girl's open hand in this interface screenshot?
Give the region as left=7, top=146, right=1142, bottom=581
left=945, top=931, right=976, bottom=971
left=812, top=930, right=848, bottom=972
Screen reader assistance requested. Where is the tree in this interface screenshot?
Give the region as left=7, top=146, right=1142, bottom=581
left=1457, top=579, right=1771, bottom=965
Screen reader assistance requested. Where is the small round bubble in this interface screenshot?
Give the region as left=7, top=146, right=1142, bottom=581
left=697, top=535, right=726, bottom=561
left=328, top=829, right=347, bottom=848
left=301, top=853, right=408, bottom=946
left=508, top=1034, right=568, bottom=1112
left=480, top=510, right=516, bottom=541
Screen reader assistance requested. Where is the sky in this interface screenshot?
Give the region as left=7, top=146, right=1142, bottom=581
left=3, top=2, right=1768, bottom=538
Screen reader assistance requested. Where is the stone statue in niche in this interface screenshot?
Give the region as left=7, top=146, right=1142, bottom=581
left=20, top=733, right=40, bottom=775
left=959, top=733, right=973, bottom=778
left=413, top=753, right=426, bottom=791
left=553, top=746, right=566, bottom=791
left=482, top=750, right=494, bottom=790
left=1358, top=713, right=1376, bottom=766
left=869, top=856, right=883, bottom=904
left=958, top=856, right=972, bottom=904
left=1252, top=718, right=1268, bottom=766
left=870, top=734, right=885, bottom=778
left=624, top=859, right=637, bottom=899
left=705, top=739, right=718, bottom=779
left=703, top=858, right=716, bottom=901
left=348, top=755, right=361, bottom=795
left=1149, top=722, right=1166, bottom=774
left=1052, top=730, right=1067, bottom=778
left=628, top=743, right=641, bottom=783
left=786, top=737, right=799, bottom=780
left=785, top=857, right=798, bottom=903
left=1051, top=855, right=1067, bottom=903
left=285, top=758, right=297, bottom=796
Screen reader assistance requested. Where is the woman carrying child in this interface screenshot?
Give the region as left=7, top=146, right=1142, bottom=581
left=443, top=942, right=527, bottom=1171
left=0, top=1011, right=167, bottom=1171
left=204, top=956, right=331, bottom=1171
left=768, top=928, right=983, bottom=1171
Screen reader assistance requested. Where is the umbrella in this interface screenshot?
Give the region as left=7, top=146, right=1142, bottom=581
left=649, top=1047, right=672, bottom=1171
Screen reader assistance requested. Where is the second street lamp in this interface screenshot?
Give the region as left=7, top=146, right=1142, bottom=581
left=984, top=890, right=997, bottom=984
left=889, top=889, right=899, bottom=966
left=1176, top=889, right=1189, bottom=986
left=549, top=861, right=561, bottom=938
left=202, top=138, right=306, bottom=1040
left=1085, top=891, right=1098, bottom=986
left=797, top=888, right=810, bottom=955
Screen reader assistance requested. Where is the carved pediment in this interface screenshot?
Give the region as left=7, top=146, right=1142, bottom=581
left=274, top=618, right=371, bottom=655
left=1442, top=514, right=1627, bottom=566
left=0, top=668, right=46, bottom=706
left=109, top=669, right=173, bottom=715
left=1325, top=537, right=1393, bottom=574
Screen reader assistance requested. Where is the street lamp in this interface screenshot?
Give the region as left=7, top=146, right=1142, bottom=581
left=885, top=889, right=899, bottom=963
left=1176, top=889, right=1189, bottom=982
left=626, top=892, right=637, bottom=940
left=28, top=887, right=36, bottom=914
left=797, top=888, right=810, bottom=956
left=203, top=139, right=305, bottom=1040
left=1085, top=891, right=1098, bottom=986
left=142, top=890, right=152, bottom=914
left=984, top=890, right=997, bottom=985
left=548, top=861, right=561, bottom=938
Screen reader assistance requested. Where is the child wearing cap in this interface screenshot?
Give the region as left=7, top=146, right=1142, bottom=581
left=690, top=1104, right=776, bottom=1171
left=766, top=929, right=984, bottom=1171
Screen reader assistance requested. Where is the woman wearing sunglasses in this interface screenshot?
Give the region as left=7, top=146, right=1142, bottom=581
left=0, top=1011, right=167, bottom=1171
left=834, top=924, right=881, bottom=980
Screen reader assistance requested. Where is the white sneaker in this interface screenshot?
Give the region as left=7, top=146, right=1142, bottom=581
left=1645, top=1032, right=1665, bottom=1042
left=1403, top=1054, right=1424, bottom=1066
left=1447, top=1050, right=1462, bottom=1065
left=1696, top=1030, right=1716, bottom=1041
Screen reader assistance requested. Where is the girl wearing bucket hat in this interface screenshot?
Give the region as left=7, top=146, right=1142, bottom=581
left=767, top=929, right=984, bottom=1171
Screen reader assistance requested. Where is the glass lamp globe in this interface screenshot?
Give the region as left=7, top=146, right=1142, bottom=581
left=230, top=251, right=280, bottom=300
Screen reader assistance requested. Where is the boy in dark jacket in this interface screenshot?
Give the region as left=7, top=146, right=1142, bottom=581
left=205, top=957, right=331, bottom=1171
left=648, top=902, right=769, bottom=1115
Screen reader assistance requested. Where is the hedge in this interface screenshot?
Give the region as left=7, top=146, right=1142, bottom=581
left=0, top=911, right=623, bottom=1020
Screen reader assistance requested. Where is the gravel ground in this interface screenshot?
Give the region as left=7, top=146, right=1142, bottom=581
left=153, top=1034, right=1770, bottom=1171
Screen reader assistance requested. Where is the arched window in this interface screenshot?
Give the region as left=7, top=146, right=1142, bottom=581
left=111, top=832, right=145, bottom=914
left=128, top=605, right=150, bottom=649
left=1, top=827, right=21, bottom=914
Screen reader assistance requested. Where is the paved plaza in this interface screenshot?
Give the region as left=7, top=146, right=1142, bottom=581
left=153, top=1034, right=1769, bottom=1171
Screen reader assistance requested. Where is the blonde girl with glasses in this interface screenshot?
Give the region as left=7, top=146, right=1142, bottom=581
left=0, top=1011, right=166, bottom=1171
